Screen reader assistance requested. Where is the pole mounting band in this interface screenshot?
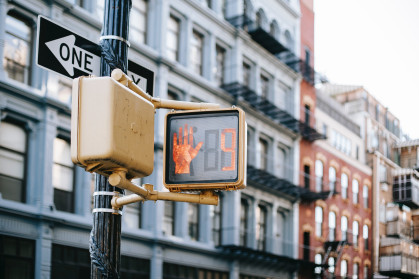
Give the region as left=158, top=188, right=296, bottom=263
left=93, top=191, right=117, bottom=196
left=92, top=208, right=122, bottom=215
left=100, top=35, right=131, bottom=47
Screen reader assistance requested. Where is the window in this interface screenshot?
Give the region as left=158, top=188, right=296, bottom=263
left=314, top=253, right=322, bottom=274
left=328, top=257, right=335, bottom=274
left=214, top=45, right=226, bottom=86
left=341, top=216, right=348, bottom=241
left=242, top=61, right=251, bottom=87
left=167, top=15, right=180, bottom=61
left=256, top=205, right=267, bottom=251
left=304, top=105, right=310, bottom=124
left=276, top=210, right=285, bottom=253
left=315, top=160, right=323, bottom=192
left=130, top=0, right=148, bottom=44
left=188, top=203, right=199, bottom=241
left=363, top=225, right=369, bottom=250
left=220, top=0, right=227, bottom=18
left=120, top=255, right=150, bottom=278
left=0, top=121, right=27, bottom=202
left=303, top=165, right=310, bottom=189
left=53, top=138, right=75, bottom=213
left=322, top=123, right=328, bottom=137
left=240, top=199, right=249, bottom=246
left=375, top=104, right=380, bottom=122
left=353, top=263, right=359, bottom=279
left=210, top=197, right=222, bottom=246
left=303, top=232, right=310, bottom=261
left=363, top=185, right=369, bottom=208
left=341, top=173, right=348, bottom=199
left=329, top=211, right=336, bottom=241
left=315, top=206, right=323, bottom=237
left=260, top=74, right=269, bottom=99
left=0, top=235, right=35, bottom=279
left=190, top=30, right=204, bottom=75
left=258, top=138, right=268, bottom=171
left=51, top=244, right=89, bottom=278
left=163, top=201, right=175, bottom=235
left=163, top=263, right=228, bottom=279
left=364, top=265, right=369, bottom=279
left=340, top=260, right=348, bottom=278
left=123, top=186, right=142, bottom=229
left=4, top=12, right=32, bottom=84
left=329, top=167, right=336, bottom=192
left=352, top=179, right=359, bottom=204
left=353, top=221, right=359, bottom=247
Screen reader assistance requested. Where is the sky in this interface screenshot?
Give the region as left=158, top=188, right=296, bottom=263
left=314, top=0, right=419, bottom=139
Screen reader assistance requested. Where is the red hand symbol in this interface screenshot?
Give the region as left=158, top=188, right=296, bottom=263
left=173, top=124, right=203, bottom=174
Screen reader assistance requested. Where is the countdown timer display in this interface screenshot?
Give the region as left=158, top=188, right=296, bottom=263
left=163, top=108, right=246, bottom=191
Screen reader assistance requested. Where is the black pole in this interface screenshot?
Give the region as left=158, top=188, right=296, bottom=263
left=90, top=1, right=131, bottom=278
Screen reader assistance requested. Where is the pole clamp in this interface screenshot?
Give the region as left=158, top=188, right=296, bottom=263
left=92, top=208, right=122, bottom=215
left=93, top=191, right=118, bottom=196
left=100, top=35, right=130, bottom=47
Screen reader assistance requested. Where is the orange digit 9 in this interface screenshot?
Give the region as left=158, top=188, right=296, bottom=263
left=221, top=128, right=236, bottom=171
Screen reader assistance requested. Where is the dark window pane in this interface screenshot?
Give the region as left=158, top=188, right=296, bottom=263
left=54, top=188, right=74, bottom=212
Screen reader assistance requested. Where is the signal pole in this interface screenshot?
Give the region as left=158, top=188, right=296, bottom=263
left=90, top=0, right=131, bottom=278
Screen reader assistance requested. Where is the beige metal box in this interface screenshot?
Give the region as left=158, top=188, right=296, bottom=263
left=71, top=76, right=154, bottom=179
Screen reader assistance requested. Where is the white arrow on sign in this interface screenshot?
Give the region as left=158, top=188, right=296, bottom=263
left=45, top=35, right=100, bottom=76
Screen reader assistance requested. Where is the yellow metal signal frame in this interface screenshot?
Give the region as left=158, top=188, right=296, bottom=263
left=163, top=108, right=246, bottom=192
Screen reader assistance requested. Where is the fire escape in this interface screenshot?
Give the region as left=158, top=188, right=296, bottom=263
left=379, top=170, right=419, bottom=278
left=224, top=15, right=324, bottom=142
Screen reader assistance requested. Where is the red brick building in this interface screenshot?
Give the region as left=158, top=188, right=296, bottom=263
left=298, top=1, right=372, bottom=278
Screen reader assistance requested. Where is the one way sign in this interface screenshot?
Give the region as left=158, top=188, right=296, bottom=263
left=36, top=16, right=154, bottom=95
left=37, top=16, right=101, bottom=78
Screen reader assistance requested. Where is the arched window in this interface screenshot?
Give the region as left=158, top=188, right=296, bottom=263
left=315, top=206, right=323, bottom=237
left=353, top=221, right=359, bottom=247
left=328, top=257, right=335, bottom=274
left=363, top=224, right=369, bottom=250
left=314, top=254, right=322, bottom=274
left=315, top=160, right=323, bottom=192
left=363, top=185, right=369, bottom=208
left=269, top=20, right=280, bottom=39
left=329, top=167, right=336, bottom=192
left=255, top=9, right=267, bottom=29
left=340, top=260, right=348, bottom=277
left=4, top=12, right=32, bottom=84
left=284, top=30, right=294, bottom=50
left=341, top=173, right=348, bottom=199
left=352, top=179, right=359, bottom=204
left=341, top=216, right=348, bottom=241
left=329, top=211, right=336, bottom=241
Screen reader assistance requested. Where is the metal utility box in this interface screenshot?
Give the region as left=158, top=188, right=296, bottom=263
left=163, top=108, right=246, bottom=192
left=71, top=76, right=154, bottom=179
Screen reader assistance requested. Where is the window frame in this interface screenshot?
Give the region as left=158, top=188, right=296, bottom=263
left=256, top=204, right=267, bottom=251
left=3, top=11, right=33, bottom=85
left=341, top=173, right=348, bottom=199
left=0, top=118, right=29, bottom=203
left=315, top=206, right=323, bottom=237
left=214, top=44, right=226, bottom=86
left=129, top=0, right=148, bottom=45
left=167, top=13, right=181, bottom=62
left=240, top=198, right=249, bottom=247
left=188, top=203, right=200, bottom=241
left=190, top=28, right=205, bottom=75
left=52, top=135, right=75, bottom=213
